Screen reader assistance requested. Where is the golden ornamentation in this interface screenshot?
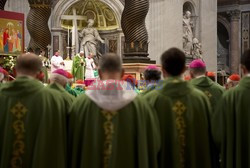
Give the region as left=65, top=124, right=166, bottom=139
left=204, top=91, right=212, bottom=98
left=10, top=102, right=27, bottom=168
left=172, top=101, right=186, bottom=168
left=30, top=4, right=50, bottom=8
left=131, top=42, right=134, bottom=49
left=102, top=110, right=117, bottom=168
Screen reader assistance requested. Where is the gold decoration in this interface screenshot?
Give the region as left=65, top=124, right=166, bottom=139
left=102, top=110, right=117, bottom=168
left=61, top=0, right=118, bottom=31
left=204, top=91, right=212, bottom=98
left=10, top=102, right=27, bottom=168
left=172, top=101, right=186, bottom=168
left=131, top=42, right=134, bottom=49
left=30, top=4, right=50, bottom=8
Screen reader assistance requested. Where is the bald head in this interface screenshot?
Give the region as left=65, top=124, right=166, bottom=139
left=98, top=53, right=123, bottom=80
left=16, top=53, right=42, bottom=77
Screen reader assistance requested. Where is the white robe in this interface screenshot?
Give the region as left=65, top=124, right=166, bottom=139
left=85, top=58, right=96, bottom=79
left=51, top=55, right=64, bottom=72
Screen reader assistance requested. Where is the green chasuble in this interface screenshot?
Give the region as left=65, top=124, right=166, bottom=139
left=47, top=83, right=75, bottom=111
left=212, top=77, right=250, bottom=168
left=71, top=54, right=85, bottom=80
left=190, top=76, right=225, bottom=113
left=140, top=83, right=159, bottom=96
left=145, top=77, right=213, bottom=168
left=69, top=80, right=160, bottom=168
left=38, top=55, right=49, bottom=83
left=65, top=83, right=78, bottom=97
left=0, top=77, right=67, bottom=168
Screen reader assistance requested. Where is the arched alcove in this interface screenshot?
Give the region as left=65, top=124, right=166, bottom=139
left=183, top=1, right=199, bottom=41
left=183, top=1, right=196, bottom=16
left=217, top=17, right=230, bottom=72
left=51, top=0, right=124, bottom=58
left=61, top=0, right=119, bottom=31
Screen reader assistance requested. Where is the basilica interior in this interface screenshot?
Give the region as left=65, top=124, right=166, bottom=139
left=1, top=0, right=249, bottom=80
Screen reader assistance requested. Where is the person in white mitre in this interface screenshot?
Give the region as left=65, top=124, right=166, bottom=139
left=85, top=53, right=96, bottom=80
left=51, top=51, right=65, bottom=72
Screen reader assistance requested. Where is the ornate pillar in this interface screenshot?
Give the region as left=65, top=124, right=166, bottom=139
left=228, top=10, right=240, bottom=74
left=121, top=0, right=153, bottom=63
left=27, top=0, right=52, bottom=51
left=0, top=0, right=7, bottom=10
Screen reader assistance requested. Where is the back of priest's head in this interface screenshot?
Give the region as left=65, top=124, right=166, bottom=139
left=161, top=48, right=186, bottom=78
left=99, top=53, right=124, bottom=80
left=241, top=49, right=250, bottom=75
left=16, top=53, right=42, bottom=78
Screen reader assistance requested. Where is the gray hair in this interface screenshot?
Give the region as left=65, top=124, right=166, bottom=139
left=50, top=74, right=68, bottom=87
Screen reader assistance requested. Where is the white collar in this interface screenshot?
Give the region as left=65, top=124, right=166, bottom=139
left=195, top=75, right=206, bottom=79
left=86, top=80, right=137, bottom=111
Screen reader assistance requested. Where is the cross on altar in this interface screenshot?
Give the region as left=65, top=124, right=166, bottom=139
left=61, top=8, right=87, bottom=55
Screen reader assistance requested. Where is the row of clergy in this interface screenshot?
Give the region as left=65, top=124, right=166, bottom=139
left=50, top=51, right=97, bottom=81
left=0, top=48, right=250, bottom=168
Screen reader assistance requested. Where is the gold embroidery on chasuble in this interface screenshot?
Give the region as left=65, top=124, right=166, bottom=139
left=204, top=91, right=212, bottom=98
left=102, top=110, right=117, bottom=168
left=172, top=101, right=186, bottom=168
left=10, top=102, right=28, bottom=168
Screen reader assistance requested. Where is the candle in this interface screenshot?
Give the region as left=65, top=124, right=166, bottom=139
left=72, top=25, right=75, bottom=46
left=68, top=26, right=70, bottom=46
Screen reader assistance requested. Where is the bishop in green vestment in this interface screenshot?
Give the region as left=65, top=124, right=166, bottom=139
left=212, top=49, right=250, bottom=168
left=48, top=69, right=75, bottom=111
left=145, top=48, right=213, bottom=168
left=71, top=51, right=85, bottom=81
left=69, top=53, right=160, bottom=168
left=0, top=54, right=67, bottom=168
left=189, top=59, right=225, bottom=113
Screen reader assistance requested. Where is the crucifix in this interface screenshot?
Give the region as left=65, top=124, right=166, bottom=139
left=61, top=8, right=87, bottom=56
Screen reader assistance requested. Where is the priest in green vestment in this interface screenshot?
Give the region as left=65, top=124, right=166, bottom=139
left=141, top=65, right=162, bottom=96
left=189, top=59, right=225, bottom=113
left=0, top=54, right=67, bottom=168
left=38, top=50, right=50, bottom=83
left=71, top=51, right=85, bottom=81
left=212, top=49, right=250, bottom=168
left=69, top=53, right=160, bottom=168
left=145, top=48, right=213, bottom=168
left=47, top=69, right=75, bottom=111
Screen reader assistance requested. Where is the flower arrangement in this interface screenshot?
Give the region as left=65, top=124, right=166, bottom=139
left=2, top=56, right=16, bottom=74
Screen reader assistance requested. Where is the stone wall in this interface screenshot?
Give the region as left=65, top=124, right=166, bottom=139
left=146, top=0, right=183, bottom=65
left=146, top=0, right=217, bottom=71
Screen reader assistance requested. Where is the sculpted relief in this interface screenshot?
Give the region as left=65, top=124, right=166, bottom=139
left=183, top=11, right=202, bottom=59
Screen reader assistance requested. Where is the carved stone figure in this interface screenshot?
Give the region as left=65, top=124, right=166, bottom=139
left=79, top=19, right=104, bottom=64
left=183, top=11, right=194, bottom=55
left=191, top=38, right=202, bottom=59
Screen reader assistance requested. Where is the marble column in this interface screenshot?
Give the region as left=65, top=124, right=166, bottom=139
left=228, top=10, right=240, bottom=74
left=121, top=0, right=154, bottom=63
left=27, top=0, right=52, bottom=51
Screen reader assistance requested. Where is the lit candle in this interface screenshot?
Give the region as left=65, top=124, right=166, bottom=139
left=68, top=26, right=70, bottom=46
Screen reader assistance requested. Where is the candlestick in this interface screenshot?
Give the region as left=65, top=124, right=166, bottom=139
left=68, top=26, right=70, bottom=46
left=72, top=25, right=76, bottom=46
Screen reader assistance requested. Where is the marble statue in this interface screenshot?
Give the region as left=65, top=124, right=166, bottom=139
left=183, top=11, right=194, bottom=55
left=191, top=38, right=202, bottom=59
left=79, top=19, right=104, bottom=64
